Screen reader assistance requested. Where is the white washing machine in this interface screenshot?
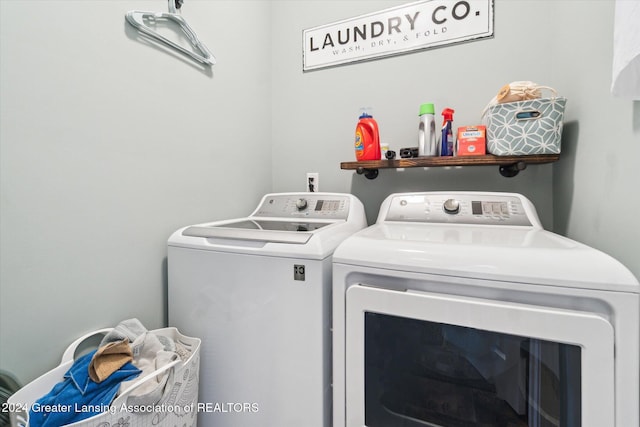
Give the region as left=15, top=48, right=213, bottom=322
left=332, top=192, right=639, bottom=427
left=168, top=192, right=366, bottom=427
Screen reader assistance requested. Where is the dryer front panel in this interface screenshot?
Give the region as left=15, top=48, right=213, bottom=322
left=345, top=285, right=615, bottom=427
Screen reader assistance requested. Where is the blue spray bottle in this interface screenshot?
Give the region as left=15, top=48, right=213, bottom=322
left=440, top=108, right=455, bottom=156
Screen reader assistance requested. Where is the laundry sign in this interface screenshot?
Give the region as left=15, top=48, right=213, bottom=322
left=303, top=0, right=494, bottom=71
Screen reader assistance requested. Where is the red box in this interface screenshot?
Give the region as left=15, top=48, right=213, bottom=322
left=456, top=125, right=486, bottom=156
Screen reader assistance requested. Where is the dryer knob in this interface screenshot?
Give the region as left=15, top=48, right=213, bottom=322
left=443, top=198, right=460, bottom=214
left=296, top=198, right=308, bottom=210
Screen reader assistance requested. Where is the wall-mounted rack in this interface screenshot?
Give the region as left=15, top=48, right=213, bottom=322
left=340, top=154, right=560, bottom=179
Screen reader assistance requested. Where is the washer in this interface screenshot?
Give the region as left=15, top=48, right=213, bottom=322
left=168, top=192, right=366, bottom=427
left=332, top=192, right=639, bottom=427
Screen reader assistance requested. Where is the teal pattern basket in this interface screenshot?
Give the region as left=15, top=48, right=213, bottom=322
left=484, top=97, right=567, bottom=155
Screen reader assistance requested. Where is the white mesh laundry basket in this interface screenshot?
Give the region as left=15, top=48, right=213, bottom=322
left=8, top=327, right=200, bottom=427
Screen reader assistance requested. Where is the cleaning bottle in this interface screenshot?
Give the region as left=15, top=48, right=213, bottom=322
left=418, top=103, right=437, bottom=156
left=354, top=109, right=381, bottom=161
left=440, top=108, right=455, bottom=156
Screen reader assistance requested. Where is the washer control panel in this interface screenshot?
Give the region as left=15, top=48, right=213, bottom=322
left=384, top=193, right=536, bottom=226
left=253, top=194, right=351, bottom=219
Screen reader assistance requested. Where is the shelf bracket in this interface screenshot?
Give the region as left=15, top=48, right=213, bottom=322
left=498, top=161, right=527, bottom=177
left=356, top=167, right=379, bottom=180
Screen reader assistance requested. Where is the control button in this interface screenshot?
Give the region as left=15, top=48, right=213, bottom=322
left=296, top=198, right=308, bottom=210
left=443, top=198, right=460, bottom=214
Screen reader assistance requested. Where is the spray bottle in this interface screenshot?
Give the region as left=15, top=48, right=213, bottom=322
left=354, top=109, right=381, bottom=161
left=440, top=108, right=455, bottom=156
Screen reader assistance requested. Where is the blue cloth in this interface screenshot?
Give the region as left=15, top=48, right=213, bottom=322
left=29, top=350, right=141, bottom=427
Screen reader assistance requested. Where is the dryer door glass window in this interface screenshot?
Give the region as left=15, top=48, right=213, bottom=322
left=344, top=285, right=615, bottom=427
left=365, top=313, right=581, bottom=427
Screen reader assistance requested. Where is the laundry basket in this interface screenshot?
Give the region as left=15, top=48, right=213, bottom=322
left=8, top=327, right=200, bottom=427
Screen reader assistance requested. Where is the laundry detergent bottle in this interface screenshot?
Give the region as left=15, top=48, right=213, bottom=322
left=354, top=109, right=381, bottom=161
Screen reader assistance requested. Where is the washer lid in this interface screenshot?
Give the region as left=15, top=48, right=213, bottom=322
left=168, top=192, right=368, bottom=259
left=182, top=219, right=336, bottom=244
left=333, top=222, right=639, bottom=292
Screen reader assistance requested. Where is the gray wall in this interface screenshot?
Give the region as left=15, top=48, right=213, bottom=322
left=271, top=0, right=557, bottom=227
left=550, top=1, right=640, bottom=280
left=271, top=0, right=640, bottom=268
left=1, top=0, right=639, bottom=386
left=0, top=0, right=272, bottom=384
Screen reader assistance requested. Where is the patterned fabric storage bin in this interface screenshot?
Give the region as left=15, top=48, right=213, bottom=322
left=484, top=97, right=567, bottom=155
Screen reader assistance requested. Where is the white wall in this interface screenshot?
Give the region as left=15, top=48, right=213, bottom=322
left=0, top=0, right=272, bottom=384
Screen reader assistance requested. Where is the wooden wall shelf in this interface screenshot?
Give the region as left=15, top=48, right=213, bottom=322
left=340, top=154, right=560, bottom=179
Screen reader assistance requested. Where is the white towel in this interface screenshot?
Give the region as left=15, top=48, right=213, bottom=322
left=119, top=332, right=178, bottom=406
left=611, top=0, right=640, bottom=99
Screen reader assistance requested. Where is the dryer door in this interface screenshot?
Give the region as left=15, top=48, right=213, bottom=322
left=345, top=285, right=614, bottom=427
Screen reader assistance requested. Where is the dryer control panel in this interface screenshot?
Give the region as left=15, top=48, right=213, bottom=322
left=253, top=193, right=352, bottom=220
left=381, top=192, right=542, bottom=227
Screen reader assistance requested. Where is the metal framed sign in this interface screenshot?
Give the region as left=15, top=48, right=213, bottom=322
left=303, top=0, right=494, bottom=72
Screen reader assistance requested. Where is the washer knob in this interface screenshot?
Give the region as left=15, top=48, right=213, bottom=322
left=296, top=198, right=308, bottom=210
left=443, top=198, right=460, bottom=214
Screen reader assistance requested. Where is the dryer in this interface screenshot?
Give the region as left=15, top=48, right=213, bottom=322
left=332, top=192, right=639, bottom=427
left=168, top=192, right=366, bottom=427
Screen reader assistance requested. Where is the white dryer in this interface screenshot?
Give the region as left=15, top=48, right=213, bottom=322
left=168, top=192, right=366, bottom=427
left=332, top=192, right=639, bottom=427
